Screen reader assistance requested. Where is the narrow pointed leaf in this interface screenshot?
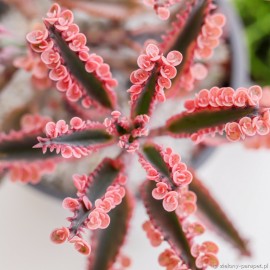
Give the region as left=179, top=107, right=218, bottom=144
left=160, top=0, right=210, bottom=95
left=132, top=70, right=157, bottom=118
left=46, top=129, right=113, bottom=146
left=49, top=25, right=115, bottom=109
left=190, top=174, right=250, bottom=256
left=88, top=192, right=132, bottom=270
left=142, top=143, right=170, bottom=178
left=70, top=158, right=122, bottom=235
left=167, top=0, right=208, bottom=54
left=0, top=135, right=55, bottom=161
left=141, top=181, right=197, bottom=269
left=36, top=127, right=115, bottom=157
left=166, top=106, right=257, bottom=135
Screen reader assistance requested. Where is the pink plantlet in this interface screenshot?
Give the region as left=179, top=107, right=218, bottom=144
left=26, top=29, right=48, bottom=45
left=142, top=220, right=164, bottom=247
left=191, top=241, right=218, bottom=257
left=14, top=48, right=52, bottom=90
left=182, top=190, right=197, bottom=203
left=191, top=63, right=208, bottom=81
left=192, top=242, right=219, bottom=268
left=157, top=7, right=170, bottom=21
left=62, top=197, right=79, bottom=211
left=163, top=191, right=179, bottom=212
left=239, top=117, right=257, bottom=137
left=82, top=196, right=92, bottom=210
left=50, top=227, right=70, bottom=244
left=41, top=49, right=60, bottom=68
left=145, top=0, right=185, bottom=21
left=62, top=24, right=80, bottom=41
left=69, top=236, right=91, bottom=256
left=233, top=88, right=251, bottom=107
left=87, top=209, right=110, bottom=230
left=248, top=85, right=263, bottom=103
left=152, top=182, right=169, bottom=200
left=45, top=3, right=61, bottom=24
left=73, top=174, right=88, bottom=193
left=119, top=254, right=132, bottom=268
left=87, top=213, right=102, bottom=231
left=175, top=201, right=196, bottom=220
left=20, top=114, right=51, bottom=133
left=172, top=162, right=188, bottom=174
left=95, top=198, right=112, bottom=213
left=105, top=186, right=125, bottom=206
left=173, top=170, right=193, bottom=186
left=183, top=221, right=205, bottom=239
left=69, top=33, right=87, bottom=52
left=166, top=51, right=183, bottom=66
left=195, top=253, right=219, bottom=268
left=160, top=64, right=177, bottom=79
left=56, top=10, right=74, bottom=31
left=49, top=65, right=68, bottom=81
left=158, top=249, right=182, bottom=270
left=70, top=117, right=85, bottom=130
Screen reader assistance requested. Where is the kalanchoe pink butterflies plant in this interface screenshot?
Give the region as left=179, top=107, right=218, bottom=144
left=1, top=0, right=270, bottom=269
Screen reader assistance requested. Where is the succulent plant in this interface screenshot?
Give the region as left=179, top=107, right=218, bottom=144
left=1, top=1, right=269, bottom=269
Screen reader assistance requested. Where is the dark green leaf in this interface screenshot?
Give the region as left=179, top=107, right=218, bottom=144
left=142, top=143, right=170, bottom=178
left=166, top=106, right=257, bottom=134
left=162, top=0, right=210, bottom=92
left=70, top=158, right=122, bottom=235
left=132, top=71, right=157, bottom=118
left=49, top=129, right=113, bottom=147
left=0, top=136, right=55, bottom=161
left=169, top=0, right=208, bottom=54
left=49, top=25, right=114, bottom=109
left=141, top=181, right=198, bottom=269
left=190, top=175, right=250, bottom=256
left=88, top=193, right=132, bottom=270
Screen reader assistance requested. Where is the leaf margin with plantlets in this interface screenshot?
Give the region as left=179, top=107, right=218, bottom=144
left=68, top=157, right=124, bottom=236
left=140, top=180, right=198, bottom=269
left=47, top=24, right=116, bottom=110
left=189, top=173, right=251, bottom=256
left=88, top=190, right=133, bottom=270
left=166, top=106, right=258, bottom=135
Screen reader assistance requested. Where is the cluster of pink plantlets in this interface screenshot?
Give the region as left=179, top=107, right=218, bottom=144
left=139, top=146, right=193, bottom=212
left=129, top=44, right=182, bottom=104
left=196, top=13, right=226, bottom=59
left=13, top=48, right=52, bottom=90
left=191, top=242, right=219, bottom=268
left=36, top=117, right=113, bottom=158
left=104, top=111, right=149, bottom=152
left=51, top=162, right=126, bottom=255
left=179, top=10, right=225, bottom=91
left=158, top=1, right=226, bottom=94
left=159, top=249, right=184, bottom=270
left=144, top=0, right=183, bottom=20
left=1, top=0, right=269, bottom=269
left=164, top=85, right=268, bottom=143
left=26, top=3, right=117, bottom=109
left=0, top=114, right=55, bottom=183
left=140, top=145, right=219, bottom=269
